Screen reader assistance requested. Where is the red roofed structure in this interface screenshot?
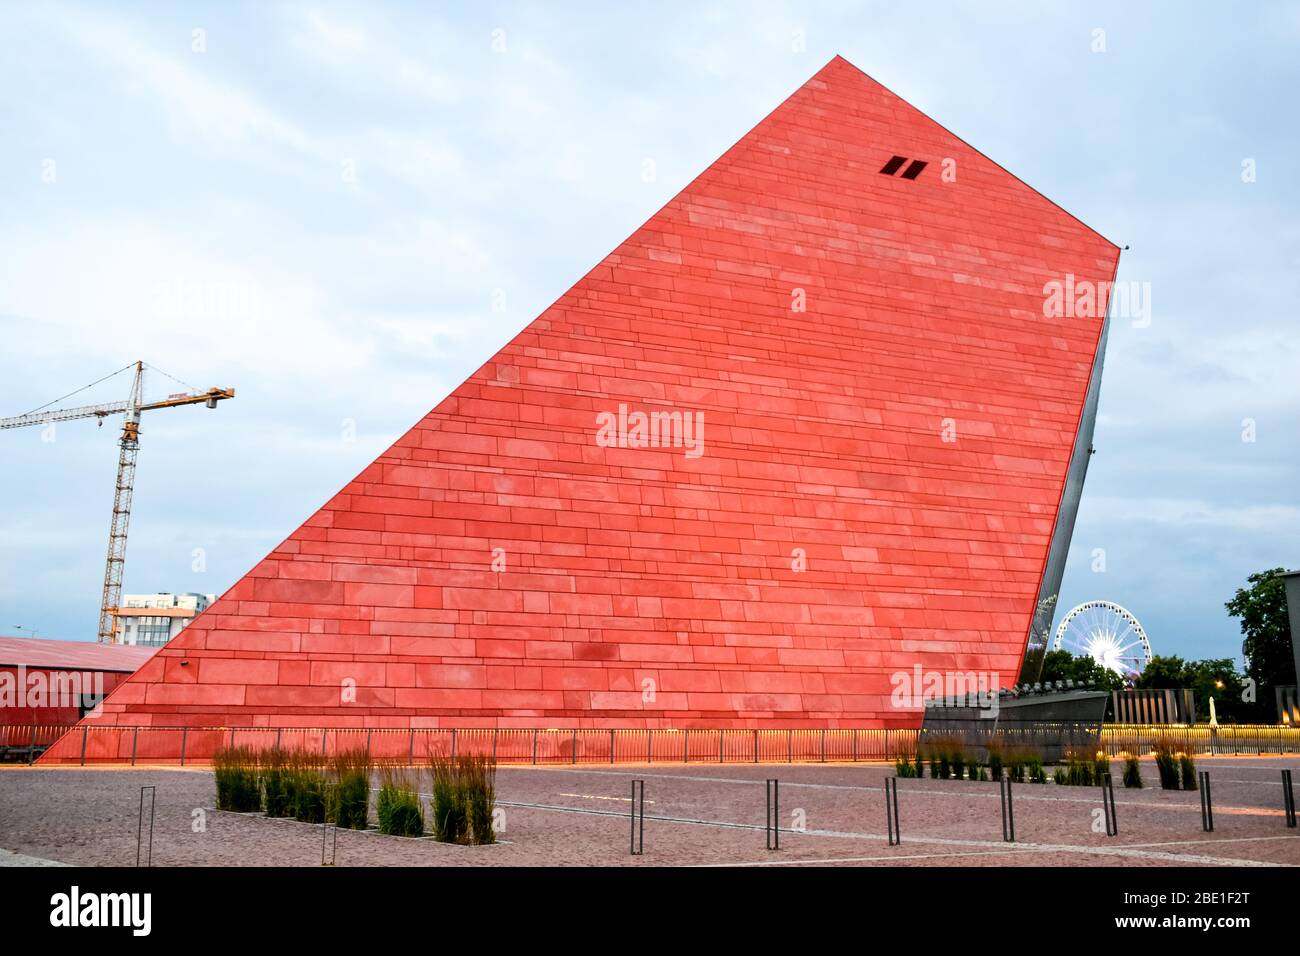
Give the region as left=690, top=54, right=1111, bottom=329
left=0, top=637, right=155, bottom=726
left=40, top=56, right=1118, bottom=761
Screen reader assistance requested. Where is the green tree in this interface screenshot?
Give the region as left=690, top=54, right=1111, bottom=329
left=1134, top=655, right=1187, bottom=689
left=1038, top=649, right=1126, bottom=691
left=1037, top=649, right=1073, bottom=684
left=1183, top=658, right=1248, bottom=723
left=1067, top=655, right=1127, bottom=692
left=1133, top=655, right=1256, bottom=723
left=1225, top=568, right=1296, bottom=697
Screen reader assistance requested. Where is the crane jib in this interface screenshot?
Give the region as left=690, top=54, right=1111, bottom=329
left=0, top=361, right=235, bottom=643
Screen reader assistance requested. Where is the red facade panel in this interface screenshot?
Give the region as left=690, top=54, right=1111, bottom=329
left=41, top=56, right=1117, bottom=759
left=0, top=667, right=134, bottom=725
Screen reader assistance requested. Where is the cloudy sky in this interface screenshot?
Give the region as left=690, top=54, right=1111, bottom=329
left=1, top=1, right=1296, bottom=667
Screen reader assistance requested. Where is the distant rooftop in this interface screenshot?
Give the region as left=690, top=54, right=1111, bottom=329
left=0, top=636, right=157, bottom=672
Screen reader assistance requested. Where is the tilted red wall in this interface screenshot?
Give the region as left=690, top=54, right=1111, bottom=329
left=43, top=56, right=1118, bottom=758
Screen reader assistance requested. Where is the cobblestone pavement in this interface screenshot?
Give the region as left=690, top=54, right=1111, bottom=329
left=2, top=756, right=1297, bottom=867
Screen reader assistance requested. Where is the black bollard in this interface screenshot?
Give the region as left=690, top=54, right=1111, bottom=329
left=1284, top=769, right=1297, bottom=829
left=322, top=821, right=337, bottom=866
left=885, top=776, right=901, bottom=846
left=999, top=777, right=1015, bottom=842
left=1199, top=771, right=1213, bottom=832
left=765, top=779, right=780, bottom=850
left=630, top=779, right=645, bottom=855
left=136, top=785, right=156, bottom=867
left=1101, top=772, right=1118, bottom=836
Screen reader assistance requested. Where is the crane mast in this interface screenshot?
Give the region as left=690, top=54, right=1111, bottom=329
left=1, top=360, right=235, bottom=643
left=98, top=362, right=144, bottom=644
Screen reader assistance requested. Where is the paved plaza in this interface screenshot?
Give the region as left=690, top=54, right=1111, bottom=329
left=2, top=756, right=1297, bottom=867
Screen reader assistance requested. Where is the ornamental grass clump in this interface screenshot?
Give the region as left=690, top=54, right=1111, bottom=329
left=329, top=748, right=373, bottom=830
left=1179, top=753, right=1198, bottom=791
left=1000, top=745, right=1046, bottom=784
left=1122, top=753, right=1144, bottom=788
left=894, top=746, right=918, bottom=778
left=376, top=764, right=425, bottom=837
left=286, top=750, right=328, bottom=823
left=1055, top=746, right=1111, bottom=786
left=1028, top=755, right=1047, bottom=785
left=1064, top=747, right=1095, bottom=787
left=1094, top=751, right=1111, bottom=778
left=429, top=753, right=468, bottom=843
left=986, top=740, right=1004, bottom=782
left=1006, top=749, right=1027, bottom=784
left=428, top=752, right=497, bottom=845
left=261, top=746, right=291, bottom=817
left=1152, top=736, right=1181, bottom=790
left=463, top=754, right=497, bottom=845
left=926, top=735, right=962, bottom=780
left=213, top=746, right=261, bottom=812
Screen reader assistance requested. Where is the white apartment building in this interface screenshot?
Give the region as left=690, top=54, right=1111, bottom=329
left=115, top=592, right=216, bottom=647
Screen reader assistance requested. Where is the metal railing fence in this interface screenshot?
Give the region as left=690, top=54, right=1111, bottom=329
left=4, top=723, right=1298, bottom=767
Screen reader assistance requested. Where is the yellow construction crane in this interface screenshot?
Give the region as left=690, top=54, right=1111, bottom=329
left=0, top=361, right=235, bottom=643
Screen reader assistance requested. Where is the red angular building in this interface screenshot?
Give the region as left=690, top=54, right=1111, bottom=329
left=42, top=56, right=1118, bottom=759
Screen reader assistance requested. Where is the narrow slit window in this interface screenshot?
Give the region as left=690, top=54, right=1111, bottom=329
left=879, top=155, right=907, bottom=175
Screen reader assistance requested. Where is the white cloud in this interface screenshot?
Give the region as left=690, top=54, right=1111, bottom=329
left=396, top=57, right=460, bottom=102
left=289, top=7, right=461, bottom=103
left=1093, top=497, right=1300, bottom=535
left=0, top=220, right=365, bottom=380
left=364, top=130, right=465, bottom=190
left=59, top=11, right=323, bottom=159
left=293, top=10, right=371, bottom=62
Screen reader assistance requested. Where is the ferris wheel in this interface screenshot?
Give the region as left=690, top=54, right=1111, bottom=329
left=1053, top=600, right=1152, bottom=677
